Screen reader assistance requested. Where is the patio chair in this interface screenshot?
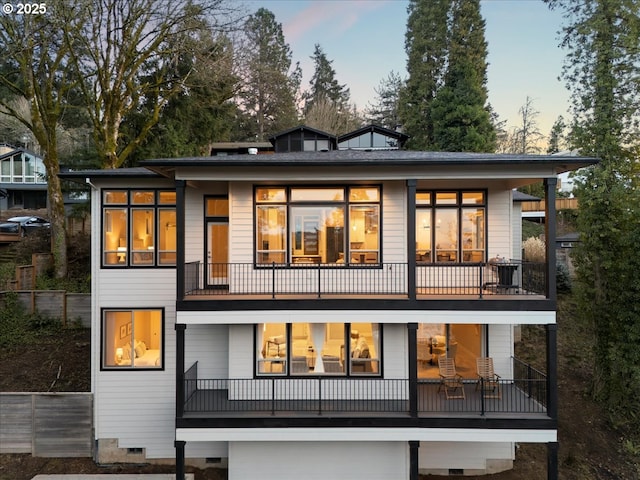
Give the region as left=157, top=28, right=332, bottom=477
left=475, top=357, right=501, bottom=398
left=437, top=355, right=465, bottom=399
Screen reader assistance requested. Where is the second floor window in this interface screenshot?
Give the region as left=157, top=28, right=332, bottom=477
left=416, top=191, right=486, bottom=263
left=255, top=186, right=380, bottom=265
left=102, top=190, right=176, bottom=267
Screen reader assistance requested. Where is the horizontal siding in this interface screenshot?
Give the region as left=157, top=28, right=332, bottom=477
left=382, top=181, right=406, bottom=263
left=487, top=188, right=513, bottom=259
left=419, top=441, right=513, bottom=471
left=185, top=324, right=229, bottom=380
left=230, top=441, right=407, bottom=480
left=94, top=269, right=178, bottom=459
left=0, top=394, right=32, bottom=453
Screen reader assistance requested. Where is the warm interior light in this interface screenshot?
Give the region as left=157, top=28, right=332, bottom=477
left=115, top=347, right=123, bottom=362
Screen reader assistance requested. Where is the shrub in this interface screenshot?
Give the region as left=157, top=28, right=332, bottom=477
left=523, top=236, right=546, bottom=262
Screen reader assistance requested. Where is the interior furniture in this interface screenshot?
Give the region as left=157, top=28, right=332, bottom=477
left=475, top=357, right=501, bottom=398
left=438, top=356, right=465, bottom=399
left=290, top=356, right=309, bottom=373
left=322, top=355, right=342, bottom=373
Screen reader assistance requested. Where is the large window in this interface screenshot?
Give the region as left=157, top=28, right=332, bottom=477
left=102, top=309, right=164, bottom=369
left=416, top=191, right=486, bottom=263
left=256, top=322, right=381, bottom=376
left=102, top=190, right=176, bottom=267
left=255, top=186, right=380, bottom=265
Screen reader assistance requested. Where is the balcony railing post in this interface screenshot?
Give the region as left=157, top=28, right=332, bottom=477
left=479, top=263, right=484, bottom=299
left=317, top=261, right=321, bottom=299
left=480, top=377, right=486, bottom=416
left=527, top=364, right=533, bottom=398
left=271, top=262, right=276, bottom=299
left=271, top=377, right=276, bottom=415
left=318, top=377, right=322, bottom=416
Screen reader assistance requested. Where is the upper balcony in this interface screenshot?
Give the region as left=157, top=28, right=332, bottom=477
left=178, top=260, right=551, bottom=311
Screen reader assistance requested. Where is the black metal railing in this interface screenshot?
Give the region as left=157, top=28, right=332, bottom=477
left=183, top=375, right=547, bottom=417
left=182, top=261, right=547, bottom=299
left=513, top=356, right=548, bottom=408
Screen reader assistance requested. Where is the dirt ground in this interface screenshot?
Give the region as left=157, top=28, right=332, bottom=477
left=1, top=297, right=638, bottom=480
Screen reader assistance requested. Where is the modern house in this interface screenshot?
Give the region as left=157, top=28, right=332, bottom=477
left=61, top=127, right=597, bottom=480
left=0, top=144, right=47, bottom=211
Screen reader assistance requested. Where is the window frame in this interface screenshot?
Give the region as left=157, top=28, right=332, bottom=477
left=100, top=307, right=165, bottom=371
left=253, top=185, right=382, bottom=267
left=416, top=190, right=487, bottom=264
left=255, top=323, right=382, bottom=377
left=101, top=189, right=176, bottom=268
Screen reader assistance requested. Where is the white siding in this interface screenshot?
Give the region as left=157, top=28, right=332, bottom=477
left=228, top=324, right=253, bottom=379
left=487, top=188, right=513, bottom=260
left=418, top=441, right=514, bottom=471
left=381, top=181, right=406, bottom=263
left=93, top=269, right=177, bottom=459
left=229, top=182, right=253, bottom=264
left=488, top=324, right=514, bottom=378
left=512, top=199, right=523, bottom=260
left=185, top=324, right=229, bottom=380
left=229, top=441, right=408, bottom=480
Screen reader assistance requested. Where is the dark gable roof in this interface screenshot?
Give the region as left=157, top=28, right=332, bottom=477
left=268, top=125, right=336, bottom=143
left=337, top=124, right=409, bottom=144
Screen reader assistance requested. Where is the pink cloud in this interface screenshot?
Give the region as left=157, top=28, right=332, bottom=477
left=283, top=0, right=390, bottom=43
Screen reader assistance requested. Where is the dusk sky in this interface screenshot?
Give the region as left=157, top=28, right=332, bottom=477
left=245, top=0, right=570, bottom=138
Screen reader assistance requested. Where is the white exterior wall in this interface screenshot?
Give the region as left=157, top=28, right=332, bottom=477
left=185, top=324, right=229, bottom=380
left=487, top=324, right=515, bottom=378
left=418, top=441, right=514, bottom=473
left=91, top=179, right=178, bottom=459
left=487, top=188, right=513, bottom=260
left=229, top=441, right=408, bottom=480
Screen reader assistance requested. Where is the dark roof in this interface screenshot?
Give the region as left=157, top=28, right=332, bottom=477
left=139, top=149, right=598, bottom=173
left=268, top=125, right=337, bottom=142
left=512, top=190, right=541, bottom=202
left=59, top=167, right=162, bottom=182
left=337, top=124, right=409, bottom=144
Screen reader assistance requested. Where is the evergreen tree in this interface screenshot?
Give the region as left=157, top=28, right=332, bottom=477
left=547, top=0, right=640, bottom=425
left=304, top=44, right=351, bottom=117
left=431, top=0, right=495, bottom=152
left=546, top=115, right=566, bottom=154
left=122, top=33, right=239, bottom=162
left=399, top=0, right=449, bottom=149
left=240, top=8, right=301, bottom=141
left=365, top=71, right=403, bottom=130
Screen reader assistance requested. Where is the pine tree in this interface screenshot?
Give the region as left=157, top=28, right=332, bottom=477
left=241, top=8, right=301, bottom=141
left=400, top=0, right=449, bottom=150
left=546, top=115, right=566, bottom=154
left=547, top=0, right=640, bottom=424
left=303, top=44, right=355, bottom=134
left=430, top=0, right=495, bottom=152
left=304, top=44, right=350, bottom=114
left=366, top=71, right=403, bottom=130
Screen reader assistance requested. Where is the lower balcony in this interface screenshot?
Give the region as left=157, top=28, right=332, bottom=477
left=180, top=359, right=548, bottom=420
left=182, top=261, right=547, bottom=301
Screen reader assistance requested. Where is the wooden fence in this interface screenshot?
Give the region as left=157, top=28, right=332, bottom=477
left=0, top=393, right=93, bottom=457
left=0, top=290, right=91, bottom=328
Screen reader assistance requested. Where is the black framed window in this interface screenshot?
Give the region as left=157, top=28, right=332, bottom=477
left=256, top=322, right=381, bottom=376
left=101, top=308, right=164, bottom=370
left=102, top=189, right=176, bottom=267
left=416, top=191, right=486, bottom=263
left=255, top=186, right=381, bottom=265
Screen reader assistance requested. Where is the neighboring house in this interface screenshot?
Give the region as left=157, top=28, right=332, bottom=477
left=0, top=144, right=47, bottom=211
left=60, top=129, right=597, bottom=480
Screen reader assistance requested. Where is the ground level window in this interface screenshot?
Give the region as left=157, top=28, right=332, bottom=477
left=102, top=309, right=163, bottom=369
left=256, top=322, right=380, bottom=375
